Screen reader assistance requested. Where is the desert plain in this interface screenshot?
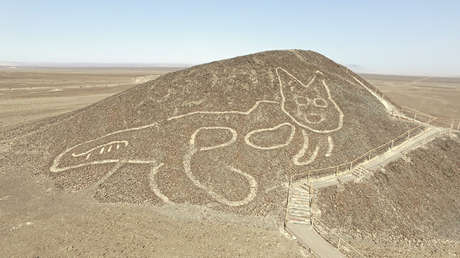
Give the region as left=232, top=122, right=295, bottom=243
left=1, top=67, right=459, bottom=129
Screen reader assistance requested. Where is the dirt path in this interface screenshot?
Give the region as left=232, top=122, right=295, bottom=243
left=310, top=126, right=448, bottom=189
left=286, top=222, right=344, bottom=258
left=287, top=126, right=450, bottom=257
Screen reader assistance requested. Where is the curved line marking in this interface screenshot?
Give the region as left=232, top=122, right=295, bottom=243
left=276, top=67, right=344, bottom=134
left=302, top=113, right=325, bottom=124
left=89, top=162, right=124, bottom=191
left=50, top=158, right=120, bottom=173
left=51, top=100, right=278, bottom=173
left=322, top=79, right=344, bottom=128
left=244, top=122, right=296, bottom=150
left=168, top=100, right=279, bottom=121
left=351, top=75, right=395, bottom=113
left=293, top=130, right=320, bottom=166
left=325, top=136, right=334, bottom=157
left=190, top=126, right=238, bottom=151
left=71, top=140, right=128, bottom=157
left=313, top=97, right=328, bottom=108
left=149, top=163, right=173, bottom=204
left=306, top=74, right=317, bottom=88
left=184, top=141, right=257, bottom=207
left=50, top=155, right=157, bottom=173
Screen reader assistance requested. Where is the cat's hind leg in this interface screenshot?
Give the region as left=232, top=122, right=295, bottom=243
left=149, top=162, right=174, bottom=204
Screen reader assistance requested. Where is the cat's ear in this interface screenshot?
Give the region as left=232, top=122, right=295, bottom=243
left=276, top=68, right=312, bottom=97
left=310, top=72, right=331, bottom=99
left=276, top=67, right=344, bottom=133
left=277, top=68, right=307, bottom=122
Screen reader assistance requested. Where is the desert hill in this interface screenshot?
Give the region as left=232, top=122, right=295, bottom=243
left=317, top=133, right=460, bottom=256
left=1, top=50, right=414, bottom=217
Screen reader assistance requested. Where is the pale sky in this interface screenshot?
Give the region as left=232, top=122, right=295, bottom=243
left=1, top=0, right=459, bottom=76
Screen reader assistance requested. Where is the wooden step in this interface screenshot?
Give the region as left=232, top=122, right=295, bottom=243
left=291, top=197, right=309, bottom=202
left=287, top=214, right=310, bottom=222
left=287, top=219, right=310, bottom=225
left=288, top=210, right=311, bottom=215
left=298, top=184, right=310, bottom=192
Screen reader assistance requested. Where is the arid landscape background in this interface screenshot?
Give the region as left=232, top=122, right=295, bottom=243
left=2, top=67, right=459, bottom=130
left=0, top=67, right=181, bottom=129
left=362, top=74, right=460, bottom=119
left=2, top=1, right=458, bottom=256
left=1, top=58, right=459, bottom=257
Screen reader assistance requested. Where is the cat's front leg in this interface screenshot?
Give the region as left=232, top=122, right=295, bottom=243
left=292, top=129, right=334, bottom=166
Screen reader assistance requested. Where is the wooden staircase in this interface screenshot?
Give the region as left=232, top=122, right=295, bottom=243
left=352, top=166, right=371, bottom=180
left=285, top=180, right=346, bottom=257
left=286, top=181, right=312, bottom=225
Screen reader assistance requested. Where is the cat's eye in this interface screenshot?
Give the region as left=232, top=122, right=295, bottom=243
left=295, top=96, right=310, bottom=105
left=313, top=97, right=328, bottom=108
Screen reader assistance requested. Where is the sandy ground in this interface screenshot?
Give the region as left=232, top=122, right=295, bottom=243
left=0, top=160, right=305, bottom=257
left=0, top=67, right=181, bottom=129
left=1, top=66, right=459, bottom=257
left=361, top=74, right=460, bottom=119
left=0, top=66, right=312, bottom=257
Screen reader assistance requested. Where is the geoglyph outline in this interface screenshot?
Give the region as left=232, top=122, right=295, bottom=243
left=50, top=67, right=344, bottom=207
left=244, top=122, right=296, bottom=150
left=184, top=126, right=258, bottom=206
left=276, top=67, right=344, bottom=133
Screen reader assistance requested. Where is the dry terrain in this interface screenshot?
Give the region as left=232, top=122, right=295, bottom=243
left=317, top=134, right=460, bottom=257
left=0, top=67, right=181, bottom=129
left=0, top=160, right=304, bottom=257
left=1, top=50, right=459, bottom=257
left=2, top=68, right=459, bottom=131
left=1, top=50, right=414, bottom=213
left=362, top=74, right=460, bottom=119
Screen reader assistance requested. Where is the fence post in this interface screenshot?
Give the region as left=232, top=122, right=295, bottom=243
left=349, top=162, right=353, bottom=171
left=457, top=120, right=460, bottom=130
left=391, top=140, right=394, bottom=149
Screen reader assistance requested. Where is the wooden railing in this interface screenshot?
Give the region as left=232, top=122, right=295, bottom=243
left=283, top=96, right=458, bottom=256
left=396, top=106, right=460, bottom=130
left=290, top=122, right=429, bottom=182
left=291, top=106, right=460, bottom=183
left=305, top=127, right=450, bottom=258
left=284, top=109, right=455, bottom=257
left=283, top=175, right=292, bottom=228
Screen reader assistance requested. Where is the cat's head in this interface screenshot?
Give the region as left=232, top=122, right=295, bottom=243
left=276, top=68, right=344, bottom=133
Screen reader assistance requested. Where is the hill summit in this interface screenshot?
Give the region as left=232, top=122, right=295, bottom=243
left=2, top=50, right=412, bottom=216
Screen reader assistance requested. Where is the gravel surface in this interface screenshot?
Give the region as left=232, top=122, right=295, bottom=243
left=317, top=133, right=460, bottom=257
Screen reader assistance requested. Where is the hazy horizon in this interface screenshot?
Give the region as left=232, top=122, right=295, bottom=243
left=1, top=58, right=459, bottom=78
left=2, top=1, right=459, bottom=77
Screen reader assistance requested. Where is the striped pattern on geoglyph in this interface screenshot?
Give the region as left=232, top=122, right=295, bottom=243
left=50, top=67, right=344, bottom=206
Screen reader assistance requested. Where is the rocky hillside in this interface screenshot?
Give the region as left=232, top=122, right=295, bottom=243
left=1, top=50, right=413, bottom=217
left=317, top=133, right=460, bottom=257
